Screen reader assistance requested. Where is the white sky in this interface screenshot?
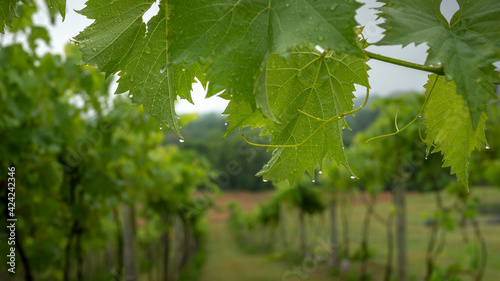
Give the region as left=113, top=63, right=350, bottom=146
left=28, top=0, right=482, bottom=115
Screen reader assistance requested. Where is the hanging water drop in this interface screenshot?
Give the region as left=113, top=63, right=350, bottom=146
left=129, top=94, right=133, bottom=98
left=418, top=115, right=422, bottom=118
left=319, top=170, right=323, bottom=174
left=225, top=122, right=228, bottom=126
left=177, top=116, right=180, bottom=119
left=179, top=139, right=185, bottom=143
left=263, top=179, right=268, bottom=183
left=159, top=126, right=163, bottom=130
left=486, top=146, right=490, bottom=149
left=425, top=157, right=428, bottom=160
left=350, top=175, right=355, bottom=179
left=312, top=179, right=316, bottom=183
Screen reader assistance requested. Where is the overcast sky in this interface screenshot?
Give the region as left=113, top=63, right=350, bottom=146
left=31, top=0, right=472, bottom=114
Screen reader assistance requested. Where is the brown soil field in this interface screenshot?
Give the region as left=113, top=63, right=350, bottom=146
left=206, top=190, right=412, bottom=222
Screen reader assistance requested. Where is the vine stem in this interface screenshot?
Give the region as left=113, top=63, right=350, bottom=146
left=364, top=51, right=445, bottom=75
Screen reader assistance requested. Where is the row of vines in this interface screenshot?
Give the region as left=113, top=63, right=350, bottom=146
left=0, top=11, right=217, bottom=280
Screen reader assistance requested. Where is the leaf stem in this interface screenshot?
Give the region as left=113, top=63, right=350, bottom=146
left=364, top=51, right=445, bottom=75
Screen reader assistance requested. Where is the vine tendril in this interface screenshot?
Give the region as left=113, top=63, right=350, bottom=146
left=365, top=74, right=440, bottom=144
left=243, top=87, right=370, bottom=148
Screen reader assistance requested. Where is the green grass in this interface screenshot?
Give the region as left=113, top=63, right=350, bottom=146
left=201, top=187, right=500, bottom=281
left=199, top=221, right=290, bottom=281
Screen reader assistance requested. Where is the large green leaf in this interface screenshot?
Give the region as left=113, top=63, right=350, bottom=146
left=74, top=0, right=205, bottom=137
left=423, top=74, right=488, bottom=188
left=377, top=0, right=500, bottom=126
left=168, top=0, right=363, bottom=114
left=0, top=0, right=19, bottom=33
left=231, top=47, right=369, bottom=184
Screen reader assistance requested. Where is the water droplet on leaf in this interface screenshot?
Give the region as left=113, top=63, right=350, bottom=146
left=160, top=64, right=167, bottom=73
left=297, top=70, right=302, bottom=77
left=318, top=36, right=324, bottom=41
left=92, top=47, right=97, bottom=51
left=330, top=4, right=338, bottom=11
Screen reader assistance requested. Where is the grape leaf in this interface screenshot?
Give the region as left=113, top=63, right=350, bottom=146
left=0, top=0, right=19, bottom=33
left=423, top=74, right=488, bottom=188
left=45, top=0, right=66, bottom=20
left=168, top=0, right=363, bottom=118
left=376, top=0, right=500, bottom=126
left=74, top=0, right=205, bottom=137
left=235, top=47, right=369, bottom=184
left=222, top=98, right=269, bottom=139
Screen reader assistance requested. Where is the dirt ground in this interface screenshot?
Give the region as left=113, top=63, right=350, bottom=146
left=206, top=190, right=274, bottom=222
left=206, top=190, right=407, bottom=222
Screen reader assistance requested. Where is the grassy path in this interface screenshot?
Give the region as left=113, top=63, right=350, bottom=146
left=199, top=221, right=290, bottom=281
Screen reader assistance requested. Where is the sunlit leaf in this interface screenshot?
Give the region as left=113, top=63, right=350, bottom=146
left=423, top=74, right=488, bottom=188
left=245, top=47, right=369, bottom=184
